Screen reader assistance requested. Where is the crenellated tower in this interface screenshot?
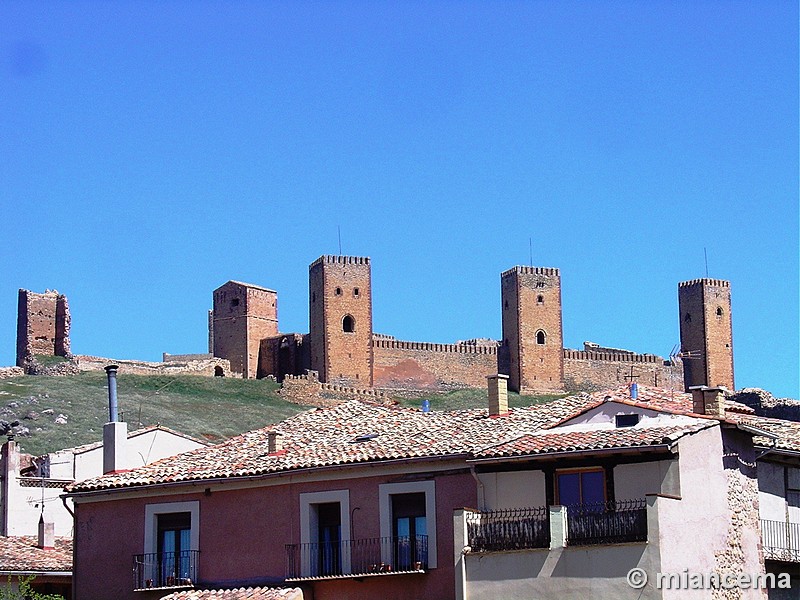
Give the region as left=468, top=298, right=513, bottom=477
left=501, top=266, right=564, bottom=393
left=212, top=281, right=278, bottom=378
left=678, top=278, right=734, bottom=391
left=309, top=255, right=373, bottom=386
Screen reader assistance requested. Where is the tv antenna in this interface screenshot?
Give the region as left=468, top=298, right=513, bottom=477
left=338, top=226, right=342, bottom=255
left=704, top=247, right=709, bottom=278
left=529, top=237, right=533, bottom=267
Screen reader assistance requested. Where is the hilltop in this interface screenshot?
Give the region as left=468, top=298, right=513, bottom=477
left=0, top=372, right=560, bottom=456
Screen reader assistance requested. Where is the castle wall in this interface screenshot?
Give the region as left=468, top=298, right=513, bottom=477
left=563, top=350, right=682, bottom=392
left=15, top=289, right=71, bottom=366
left=74, top=355, right=232, bottom=377
left=372, top=339, right=498, bottom=390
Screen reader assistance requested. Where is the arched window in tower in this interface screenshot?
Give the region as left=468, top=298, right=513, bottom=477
left=716, top=307, right=724, bottom=317
left=536, top=330, right=546, bottom=345
left=335, top=287, right=342, bottom=296
left=343, top=315, right=355, bottom=333
left=537, top=295, right=544, bottom=304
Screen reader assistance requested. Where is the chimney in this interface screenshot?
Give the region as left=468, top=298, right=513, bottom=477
left=488, top=374, right=510, bottom=416
left=690, top=385, right=727, bottom=418
left=267, top=431, right=283, bottom=454
left=103, top=365, right=128, bottom=474
left=37, top=514, right=55, bottom=550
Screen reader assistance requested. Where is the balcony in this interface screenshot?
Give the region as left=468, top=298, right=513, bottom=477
left=465, top=499, right=648, bottom=552
left=133, top=550, right=198, bottom=591
left=566, top=499, right=648, bottom=546
left=285, top=536, right=428, bottom=581
left=761, top=519, right=800, bottom=563
left=466, top=506, right=550, bottom=552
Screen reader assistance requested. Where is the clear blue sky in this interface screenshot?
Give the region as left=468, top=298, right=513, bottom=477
left=2, top=1, right=797, bottom=398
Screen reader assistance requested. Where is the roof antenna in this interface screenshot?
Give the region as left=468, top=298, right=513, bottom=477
left=704, top=247, right=709, bottom=278
left=338, top=225, right=342, bottom=256
left=529, top=237, right=533, bottom=267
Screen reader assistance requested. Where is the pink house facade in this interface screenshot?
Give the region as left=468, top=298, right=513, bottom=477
left=67, top=385, right=799, bottom=599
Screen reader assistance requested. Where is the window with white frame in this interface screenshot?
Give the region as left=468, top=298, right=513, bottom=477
left=141, top=501, right=200, bottom=588
left=379, top=481, right=436, bottom=569
left=298, top=490, right=351, bottom=577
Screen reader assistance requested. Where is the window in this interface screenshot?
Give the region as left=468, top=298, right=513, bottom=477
left=231, top=298, right=239, bottom=307
left=615, top=414, right=640, bottom=428
left=537, top=295, right=544, bottom=304
left=716, top=307, right=724, bottom=317
left=685, top=313, right=692, bottom=323
left=536, top=330, right=546, bottom=345
left=392, top=493, right=427, bottom=570
left=379, top=481, right=436, bottom=568
left=353, top=288, right=360, bottom=297
left=335, top=287, right=342, bottom=296
left=343, top=315, right=355, bottom=333
left=556, top=468, right=605, bottom=506
left=140, top=501, right=199, bottom=590
left=299, top=491, right=351, bottom=578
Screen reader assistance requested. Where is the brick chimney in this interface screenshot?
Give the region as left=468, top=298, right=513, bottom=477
left=488, top=374, right=510, bottom=416
left=37, top=514, right=54, bottom=550
left=690, top=385, right=727, bottom=418
left=267, top=431, right=283, bottom=453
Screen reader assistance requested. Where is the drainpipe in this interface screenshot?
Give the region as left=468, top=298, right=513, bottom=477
left=470, top=467, right=485, bottom=511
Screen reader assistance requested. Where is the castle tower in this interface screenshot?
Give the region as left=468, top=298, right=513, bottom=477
left=500, top=266, right=564, bottom=393
left=309, top=255, right=373, bottom=386
left=211, top=281, right=278, bottom=378
left=678, top=278, right=734, bottom=391
left=16, top=289, right=71, bottom=367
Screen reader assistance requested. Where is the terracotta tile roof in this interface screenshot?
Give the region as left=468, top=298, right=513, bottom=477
left=159, top=587, right=303, bottom=600
left=67, top=394, right=594, bottom=492
left=725, top=413, right=800, bottom=452
left=474, top=422, right=713, bottom=458
left=583, top=385, right=755, bottom=417
left=0, top=536, right=72, bottom=572
left=65, top=384, right=793, bottom=494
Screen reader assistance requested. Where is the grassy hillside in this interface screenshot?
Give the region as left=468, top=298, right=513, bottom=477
left=0, top=373, right=566, bottom=456
left=0, top=372, right=301, bottom=455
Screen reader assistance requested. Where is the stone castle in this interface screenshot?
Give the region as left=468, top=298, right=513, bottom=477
left=14, top=256, right=735, bottom=395
left=207, top=255, right=735, bottom=394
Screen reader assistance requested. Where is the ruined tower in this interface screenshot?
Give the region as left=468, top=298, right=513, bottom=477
left=309, top=255, right=373, bottom=386
left=678, top=278, right=734, bottom=391
left=211, top=281, right=278, bottom=378
left=16, top=289, right=71, bottom=367
left=501, top=267, right=564, bottom=394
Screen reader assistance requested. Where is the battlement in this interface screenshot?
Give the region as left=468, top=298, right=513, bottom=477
left=500, top=266, right=560, bottom=278
left=373, top=338, right=498, bottom=355
left=679, top=278, right=730, bottom=288
left=563, top=349, right=663, bottom=364
left=309, top=255, right=371, bottom=268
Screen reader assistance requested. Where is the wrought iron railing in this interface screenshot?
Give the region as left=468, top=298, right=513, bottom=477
left=466, top=507, right=550, bottom=552
left=133, top=550, right=198, bottom=590
left=761, top=519, right=800, bottom=563
left=566, top=499, right=647, bottom=546
left=285, top=535, right=428, bottom=580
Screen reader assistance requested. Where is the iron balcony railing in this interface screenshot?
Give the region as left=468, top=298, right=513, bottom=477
left=132, top=550, right=199, bottom=590
left=285, top=535, right=428, bottom=580
left=566, top=499, right=647, bottom=546
left=761, top=519, right=800, bottom=563
left=466, top=506, right=550, bottom=552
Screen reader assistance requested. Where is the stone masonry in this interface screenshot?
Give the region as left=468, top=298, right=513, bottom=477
left=501, top=267, right=564, bottom=394
left=309, top=255, right=373, bottom=386
left=679, top=278, right=735, bottom=390
left=15, top=289, right=71, bottom=367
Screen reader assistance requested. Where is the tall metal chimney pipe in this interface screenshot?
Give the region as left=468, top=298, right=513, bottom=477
left=105, top=364, right=119, bottom=423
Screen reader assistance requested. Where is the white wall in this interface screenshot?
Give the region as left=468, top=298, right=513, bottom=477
left=614, top=460, right=678, bottom=501
left=758, top=461, right=788, bottom=522
left=478, top=470, right=546, bottom=510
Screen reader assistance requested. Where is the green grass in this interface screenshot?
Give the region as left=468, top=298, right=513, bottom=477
left=0, top=373, right=570, bottom=456
left=394, top=387, right=568, bottom=411
left=0, top=373, right=307, bottom=456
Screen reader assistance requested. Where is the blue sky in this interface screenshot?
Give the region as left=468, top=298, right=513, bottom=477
left=1, top=1, right=797, bottom=398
